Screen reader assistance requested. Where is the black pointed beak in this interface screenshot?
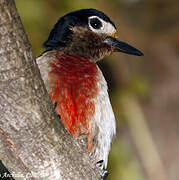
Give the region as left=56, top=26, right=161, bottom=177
left=104, top=37, right=144, bottom=56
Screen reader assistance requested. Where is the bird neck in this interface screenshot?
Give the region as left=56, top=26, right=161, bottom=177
left=49, top=52, right=98, bottom=149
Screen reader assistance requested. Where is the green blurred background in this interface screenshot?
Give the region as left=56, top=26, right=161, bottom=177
left=16, top=0, right=179, bottom=180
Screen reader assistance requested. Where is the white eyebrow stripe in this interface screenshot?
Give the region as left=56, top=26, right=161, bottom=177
left=88, top=16, right=116, bottom=36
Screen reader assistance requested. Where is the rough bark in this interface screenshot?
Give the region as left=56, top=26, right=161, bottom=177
left=0, top=0, right=100, bottom=179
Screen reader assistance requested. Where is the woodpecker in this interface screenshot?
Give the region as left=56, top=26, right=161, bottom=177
left=37, top=8, right=143, bottom=172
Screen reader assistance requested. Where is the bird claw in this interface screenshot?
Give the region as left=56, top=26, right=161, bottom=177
left=53, top=102, right=61, bottom=119
left=53, top=102, right=57, bottom=109
left=96, top=160, right=109, bottom=180
left=96, top=160, right=104, bottom=168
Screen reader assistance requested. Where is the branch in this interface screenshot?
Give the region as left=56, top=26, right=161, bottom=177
left=0, top=0, right=100, bottom=179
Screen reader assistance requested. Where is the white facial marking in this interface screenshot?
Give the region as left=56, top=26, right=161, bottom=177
left=88, top=16, right=116, bottom=36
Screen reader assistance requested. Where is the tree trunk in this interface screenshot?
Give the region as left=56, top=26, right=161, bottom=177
left=0, top=0, right=100, bottom=179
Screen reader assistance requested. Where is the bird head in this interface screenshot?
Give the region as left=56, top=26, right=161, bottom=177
left=44, top=8, right=143, bottom=61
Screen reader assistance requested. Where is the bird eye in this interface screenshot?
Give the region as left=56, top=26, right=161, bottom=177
left=89, top=18, right=102, bottom=29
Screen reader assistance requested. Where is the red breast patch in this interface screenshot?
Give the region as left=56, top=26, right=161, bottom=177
left=49, top=52, right=98, bottom=149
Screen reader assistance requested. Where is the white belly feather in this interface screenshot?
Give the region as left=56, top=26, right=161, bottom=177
left=92, top=67, right=116, bottom=168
